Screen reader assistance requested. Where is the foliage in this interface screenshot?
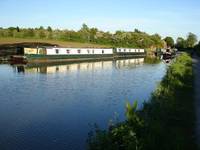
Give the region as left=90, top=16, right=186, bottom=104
left=164, top=36, right=174, bottom=48
left=186, top=32, right=198, bottom=48
left=176, top=37, right=187, bottom=49
left=87, top=101, right=144, bottom=150
left=87, top=53, right=197, bottom=150
left=0, top=25, right=164, bottom=49
left=175, top=33, right=198, bottom=51
left=195, top=41, right=200, bottom=55
left=141, top=53, right=195, bottom=150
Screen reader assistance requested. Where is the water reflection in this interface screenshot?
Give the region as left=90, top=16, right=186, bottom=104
left=13, top=58, right=145, bottom=74
left=0, top=57, right=166, bottom=150
left=115, top=58, right=144, bottom=69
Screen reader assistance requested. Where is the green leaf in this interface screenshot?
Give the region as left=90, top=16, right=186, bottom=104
left=133, top=101, right=138, bottom=111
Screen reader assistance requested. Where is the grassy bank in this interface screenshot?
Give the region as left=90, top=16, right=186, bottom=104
left=88, top=53, right=197, bottom=150
left=0, top=37, right=111, bottom=48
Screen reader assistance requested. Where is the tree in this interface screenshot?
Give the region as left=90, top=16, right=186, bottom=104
left=195, top=41, right=200, bottom=55
left=39, top=26, right=44, bottom=30
left=164, top=37, right=174, bottom=48
left=22, top=28, right=35, bottom=37
left=186, top=32, right=197, bottom=48
left=151, top=34, right=163, bottom=48
left=176, top=37, right=187, bottom=49
left=89, top=28, right=98, bottom=42
left=134, top=29, right=142, bottom=33
left=16, top=26, right=20, bottom=32
left=79, top=23, right=90, bottom=42
left=8, top=27, right=17, bottom=31
left=47, top=26, right=52, bottom=32
left=0, top=25, right=165, bottom=49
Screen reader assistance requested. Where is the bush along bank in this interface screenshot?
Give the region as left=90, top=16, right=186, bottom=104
left=87, top=53, right=197, bottom=150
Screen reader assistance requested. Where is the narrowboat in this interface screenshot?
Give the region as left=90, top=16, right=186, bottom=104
left=11, top=47, right=146, bottom=63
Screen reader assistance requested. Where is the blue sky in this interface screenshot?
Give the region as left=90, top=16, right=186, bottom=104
left=1, top=0, right=200, bottom=39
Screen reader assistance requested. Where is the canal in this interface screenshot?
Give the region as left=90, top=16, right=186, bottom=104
left=0, top=58, right=166, bottom=150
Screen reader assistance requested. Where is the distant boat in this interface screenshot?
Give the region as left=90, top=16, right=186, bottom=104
left=163, top=48, right=172, bottom=59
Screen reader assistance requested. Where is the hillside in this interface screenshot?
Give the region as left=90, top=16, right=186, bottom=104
left=0, top=38, right=111, bottom=56
left=0, top=37, right=111, bottom=48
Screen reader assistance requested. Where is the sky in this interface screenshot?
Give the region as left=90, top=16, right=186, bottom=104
left=1, top=0, right=200, bottom=39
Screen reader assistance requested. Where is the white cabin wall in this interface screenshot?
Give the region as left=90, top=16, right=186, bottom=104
left=46, top=47, right=144, bottom=55
left=46, top=48, right=56, bottom=55
left=116, top=48, right=145, bottom=53
left=46, top=48, right=113, bottom=55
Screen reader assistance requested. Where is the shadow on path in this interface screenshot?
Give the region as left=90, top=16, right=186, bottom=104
left=193, top=54, right=200, bottom=149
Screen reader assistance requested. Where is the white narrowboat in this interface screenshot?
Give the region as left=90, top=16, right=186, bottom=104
left=11, top=47, right=146, bottom=63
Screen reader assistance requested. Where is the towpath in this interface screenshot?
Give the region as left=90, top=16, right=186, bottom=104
left=193, top=53, right=200, bottom=148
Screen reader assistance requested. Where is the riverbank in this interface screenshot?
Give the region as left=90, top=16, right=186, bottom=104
left=88, top=53, right=197, bottom=150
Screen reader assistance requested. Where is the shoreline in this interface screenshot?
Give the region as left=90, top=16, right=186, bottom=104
left=88, top=53, right=197, bottom=150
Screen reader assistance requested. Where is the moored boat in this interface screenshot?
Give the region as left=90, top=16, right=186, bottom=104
left=11, top=47, right=146, bottom=64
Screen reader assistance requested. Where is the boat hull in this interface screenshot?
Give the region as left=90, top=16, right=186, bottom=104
left=11, top=53, right=146, bottom=64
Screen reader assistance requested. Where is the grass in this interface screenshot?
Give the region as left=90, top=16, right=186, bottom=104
left=0, top=37, right=111, bottom=48
left=87, top=53, right=197, bottom=150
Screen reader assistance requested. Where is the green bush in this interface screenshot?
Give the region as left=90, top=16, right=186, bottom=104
left=87, top=101, right=144, bottom=150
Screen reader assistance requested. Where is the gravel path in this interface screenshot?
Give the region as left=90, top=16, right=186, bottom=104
left=193, top=54, right=200, bottom=148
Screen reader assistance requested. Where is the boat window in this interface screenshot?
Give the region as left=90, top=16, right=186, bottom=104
left=78, top=49, right=81, bottom=54
left=119, top=49, right=121, bottom=52
left=138, top=49, right=140, bottom=52
left=55, top=49, right=59, bottom=54
left=129, top=49, right=131, bottom=52
left=87, top=50, right=90, bottom=54
left=92, top=50, right=94, bottom=54
left=124, top=49, right=126, bottom=52
left=66, top=49, right=70, bottom=54
left=102, top=50, right=104, bottom=54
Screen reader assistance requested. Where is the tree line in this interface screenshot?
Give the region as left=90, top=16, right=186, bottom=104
left=0, top=24, right=198, bottom=50
left=0, top=24, right=164, bottom=49
left=163, top=33, right=198, bottom=49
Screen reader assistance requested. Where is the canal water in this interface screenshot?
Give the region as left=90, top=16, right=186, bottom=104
left=0, top=58, right=166, bottom=150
